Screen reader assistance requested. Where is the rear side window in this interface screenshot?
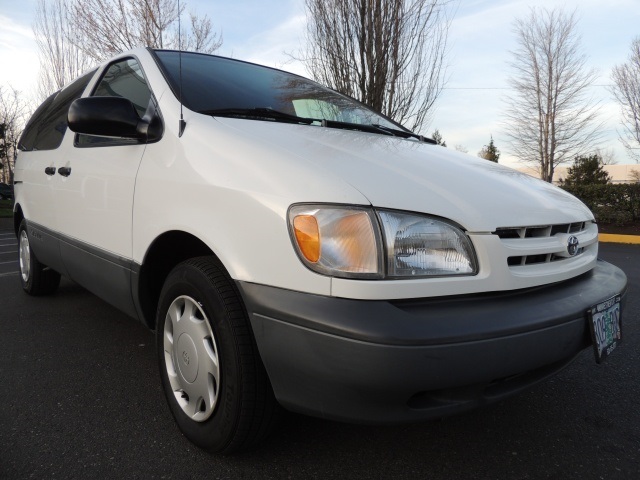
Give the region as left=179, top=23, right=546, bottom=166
left=18, top=93, right=57, bottom=151
left=18, top=69, right=97, bottom=152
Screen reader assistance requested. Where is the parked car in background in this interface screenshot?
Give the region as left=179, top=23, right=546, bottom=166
left=0, top=182, right=13, bottom=200
left=13, top=48, right=627, bottom=453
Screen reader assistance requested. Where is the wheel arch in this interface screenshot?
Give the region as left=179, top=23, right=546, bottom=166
left=13, top=203, right=24, bottom=238
left=136, top=230, right=222, bottom=329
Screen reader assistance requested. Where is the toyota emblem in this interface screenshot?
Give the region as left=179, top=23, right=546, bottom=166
left=567, top=235, right=579, bottom=257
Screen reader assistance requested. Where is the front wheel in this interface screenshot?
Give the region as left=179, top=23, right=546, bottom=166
left=18, top=220, right=61, bottom=296
left=156, top=257, right=279, bottom=453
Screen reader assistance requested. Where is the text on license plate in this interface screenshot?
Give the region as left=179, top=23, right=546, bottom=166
left=588, top=294, right=622, bottom=364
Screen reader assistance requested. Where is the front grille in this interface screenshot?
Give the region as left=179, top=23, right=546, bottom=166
left=505, top=249, right=586, bottom=266
left=494, top=222, right=587, bottom=240
left=494, top=221, right=593, bottom=268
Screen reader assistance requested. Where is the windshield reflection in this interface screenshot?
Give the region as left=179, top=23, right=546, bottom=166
left=155, top=50, right=398, bottom=129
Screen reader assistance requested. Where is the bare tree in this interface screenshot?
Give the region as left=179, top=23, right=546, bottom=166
left=611, top=37, right=640, bottom=162
left=629, top=169, right=640, bottom=183
left=454, top=144, right=468, bottom=154
left=33, top=0, right=94, bottom=100
left=301, top=0, right=452, bottom=133
left=69, top=0, right=222, bottom=63
left=0, top=86, right=28, bottom=184
left=171, top=13, right=222, bottom=53
left=594, top=147, right=617, bottom=165
left=503, top=8, right=602, bottom=183
left=33, top=0, right=223, bottom=98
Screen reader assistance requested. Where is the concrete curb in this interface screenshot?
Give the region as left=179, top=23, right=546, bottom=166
left=598, top=233, right=640, bottom=245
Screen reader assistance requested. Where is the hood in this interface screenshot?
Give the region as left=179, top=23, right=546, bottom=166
left=213, top=118, right=593, bottom=232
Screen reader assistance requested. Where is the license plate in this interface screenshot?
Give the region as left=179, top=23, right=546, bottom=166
left=588, top=294, right=622, bottom=364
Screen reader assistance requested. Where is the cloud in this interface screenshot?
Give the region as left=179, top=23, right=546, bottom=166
left=201, top=0, right=308, bottom=74
left=0, top=14, right=39, bottom=98
left=241, top=13, right=307, bottom=75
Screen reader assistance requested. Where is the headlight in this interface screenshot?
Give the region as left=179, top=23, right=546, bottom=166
left=377, top=210, right=477, bottom=277
left=289, top=205, right=477, bottom=279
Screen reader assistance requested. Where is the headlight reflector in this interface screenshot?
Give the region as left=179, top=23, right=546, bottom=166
left=378, top=210, right=477, bottom=277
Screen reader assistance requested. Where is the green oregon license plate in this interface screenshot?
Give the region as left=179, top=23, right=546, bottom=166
left=588, top=294, right=622, bottom=364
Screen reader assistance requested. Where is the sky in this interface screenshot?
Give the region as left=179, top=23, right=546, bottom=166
left=1, top=0, right=639, bottom=167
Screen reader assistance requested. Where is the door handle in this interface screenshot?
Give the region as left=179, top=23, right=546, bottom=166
left=45, top=166, right=56, bottom=176
left=58, top=166, right=72, bottom=177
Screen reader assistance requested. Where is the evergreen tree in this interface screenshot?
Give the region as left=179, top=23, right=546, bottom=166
left=432, top=129, right=446, bottom=147
left=478, top=135, right=500, bottom=162
left=561, top=154, right=611, bottom=186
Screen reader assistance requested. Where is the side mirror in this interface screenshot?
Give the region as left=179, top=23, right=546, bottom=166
left=68, top=96, right=163, bottom=143
left=68, top=96, right=143, bottom=139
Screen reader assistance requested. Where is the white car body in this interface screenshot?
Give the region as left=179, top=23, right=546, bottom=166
left=13, top=47, right=626, bottom=452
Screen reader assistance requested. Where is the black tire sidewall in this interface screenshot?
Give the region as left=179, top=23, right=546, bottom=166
left=156, top=261, right=245, bottom=452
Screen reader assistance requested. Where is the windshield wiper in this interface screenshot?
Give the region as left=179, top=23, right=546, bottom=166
left=319, top=119, right=436, bottom=143
left=201, top=109, right=394, bottom=136
left=369, top=124, right=437, bottom=144
left=319, top=119, right=395, bottom=136
left=199, top=108, right=436, bottom=144
left=198, top=107, right=317, bottom=125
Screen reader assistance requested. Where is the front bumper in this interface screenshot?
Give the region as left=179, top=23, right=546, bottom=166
left=238, top=260, right=627, bottom=424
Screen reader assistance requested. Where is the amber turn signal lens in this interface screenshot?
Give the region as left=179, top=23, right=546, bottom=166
left=293, top=215, right=320, bottom=263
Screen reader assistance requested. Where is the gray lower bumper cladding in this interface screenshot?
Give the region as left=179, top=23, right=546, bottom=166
left=238, top=260, right=627, bottom=424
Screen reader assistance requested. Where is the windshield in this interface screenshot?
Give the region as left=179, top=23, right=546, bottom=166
left=153, top=50, right=400, bottom=130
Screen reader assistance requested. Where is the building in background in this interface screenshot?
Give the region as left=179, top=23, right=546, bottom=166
left=516, top=164, right=640, bottom=184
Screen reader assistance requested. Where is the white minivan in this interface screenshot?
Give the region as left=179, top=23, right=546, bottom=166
left=13, top=48, right=626, bottom=453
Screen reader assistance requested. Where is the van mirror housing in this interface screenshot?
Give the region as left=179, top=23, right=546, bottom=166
left=68, top=96, right=145, bottom=140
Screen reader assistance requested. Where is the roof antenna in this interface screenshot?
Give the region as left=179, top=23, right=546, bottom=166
left=178, top=0, right=186, bottom=137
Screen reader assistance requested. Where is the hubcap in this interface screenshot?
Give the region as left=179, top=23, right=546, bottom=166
left=19, top=230, right=30, bottom=283
left=163, top=295, right=220, bottom=422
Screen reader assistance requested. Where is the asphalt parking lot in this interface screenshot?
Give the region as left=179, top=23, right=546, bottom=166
left=0, top=218, right=638, bottom=479
left=0, top=224, right=18, bottom=277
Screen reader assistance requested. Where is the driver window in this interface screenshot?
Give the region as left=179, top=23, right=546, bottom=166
left=93, top=59, right=151, bottom=117
left=76, top=58, right=152, bottom=147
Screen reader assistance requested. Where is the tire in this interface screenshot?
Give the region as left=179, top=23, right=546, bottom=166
left=156, top=256, right=279, bottom=453
left=18, top=220, right=61, bottom=296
